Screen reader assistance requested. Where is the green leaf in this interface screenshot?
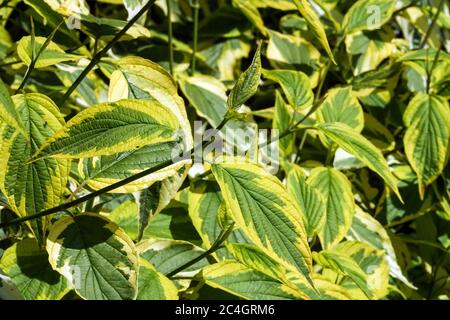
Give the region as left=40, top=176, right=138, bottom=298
left=317, top=87, right=364, bottom=132
left=343, top=0, right=396, bottom=34
left=136, top=168, right=188, bottom=240
left=232, top=0, right=267, bottom=36
left=228, top=242, right=288, bottom=279
left=108, top=56, right=192, bottom=147
left=201, top=38, right=251, bottom=81
left=313, top=249, right=373, bottom=299
left=47, top=213, right=139, bottom=300
left=137, top=259, right=178, bottom=300
left=211, top=162, right=312, bottom=283
left=227, top=43, right=262, bottom=111
left=334, top=241, right=389, bottom=299
left=316, top=122, right=401, bottom=200
left=77, top=14, right=150, bottom=40
left=202, top=261, right=307, bottom=300
left=36, top=99, right=182, bottom=159
left=0, top=79, right=25, bottom=137
left=307, top=167, right=354, bottom=249
left=23, top=0, right=81, bottom=47
left=17, top=36, right=80, bottom=68
left=347, top=207, right=416, bottom=289
left=403, top=93, right=450, bottom=198
left=362, top=113, right=395, bottom=152
left=0, top=238, right=69, bottom=300
left=286, top=165, right=326, bottom=237
left=178, top=75, right=229, bottom=128
left=79, top=141, right=188, bottom=193
left=188, top=181, right=251, bottom=259
left=263, top=69, right=314, bottom=110
left=345, top=30, right=395, bottom=76
left=266, top=30, right=321, bottom=87
left=273, top=91, right=294, bottom=154
left=137, top=238, right=209, bottom=276
left=0, top=94, right=70, bottom=242
left=292, top=0, right=336, bottom=64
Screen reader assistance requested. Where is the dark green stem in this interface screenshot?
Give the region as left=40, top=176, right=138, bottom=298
left=167, top=0, right=174, bottom=75
left=190, top=0, right=200, bottom=76
left=60, top=0, right=156, bottom=106
left=419, top=0, right=445, bottom=49
left=426, top=48, right=441, bottom=93
left=166, top=223, right=235, bottom=278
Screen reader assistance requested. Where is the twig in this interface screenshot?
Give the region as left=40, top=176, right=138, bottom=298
left=189, top=0, right=200, bottom=76
left=60, top=0, right=156, bottom=106
left=167, top=0, right=174, bottom=75
left=419, top=0, right=445, bottom=49
left=166, top=223, right=235, bottom=278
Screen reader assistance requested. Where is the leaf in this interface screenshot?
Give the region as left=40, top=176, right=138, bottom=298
left=123, top=0, right=147, bottom=20
left=292, top=0, right=336, bottom=64
left=137, top=259, right=178, bottom=300
left=316, top=122, right=401, bottom=200
left=263, top=69, right=314, bottom=110
left=403, top=93, right=450, bottom=198
left=313, top=250, right=373, bottom=299
left=0, top=94, right=70, bottom=242
left=188, top=181, right=251, bottom=259
left=347, top=207, right=416, bottom=289
left=273, top=91, right=294, bottom=154
left=36, top=99, right=182, bottom=159
left=0, top=271, right=24, bottom=300
left=0, top=79, right=25, bottom=137
left=77, top=14, right=150, bottom=40
left=0, top=238, right=69, bottom=300
left=211, top=162, right=312, bottom=283
left=286, top=165, right=326, bottom=237
left=345, top=30, right=395, bottom=76
left=136, top=167, right=188, bottom=240
left=137, top=238, right=209, bottom=277
left=178, top=75, right=229, bottom=128
left=202, top=261, right=307, bottom=300
left=232, top=0, right=267, bottom=36
left=47, top=213, right=139, bottom=300
left=307, top=167, right=355, bottom=249
left=17, top=36, right=80, bottom=68
left=343, top=0, right=396, bottom=34
left=41, top=0, right=90, bottom=15
left=362, top=113, right=395, bottom=152
left=108, top=56, right=192, bottom=148
left=317, top=87, right=364, bottom=132
left=178, top=74, right=256, bottom=151
left=201, top=38, right=251, bottom=81
left=266, top=30, right=321, bottom=87
left=227, top=43, right=262, bottom=111
left=78, top=141, right=188, bottom=193
left=334, top=241, right=389, bottom=299
left=23, top=0, right=82, bottom=47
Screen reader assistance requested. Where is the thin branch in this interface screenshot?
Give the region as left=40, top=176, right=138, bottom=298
left=426, top=48, right=441, bottom=93
left=17, top=21, right=64, bottom=93
left=166, top=223, right=235, bottom=278
left=60, top=0, right=157, bottom=106
left=189, top=0, right=200, bottom=76
left=166, top=0, right=174, bottom=75
left=419, top=0, right=445, bottom=49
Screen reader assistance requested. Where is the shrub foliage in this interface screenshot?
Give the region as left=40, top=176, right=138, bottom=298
left=0, top=0, right=449, bottom=300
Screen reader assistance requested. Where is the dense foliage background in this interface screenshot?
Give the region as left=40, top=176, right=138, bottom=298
left=0, top=0, right=449, bottom=300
